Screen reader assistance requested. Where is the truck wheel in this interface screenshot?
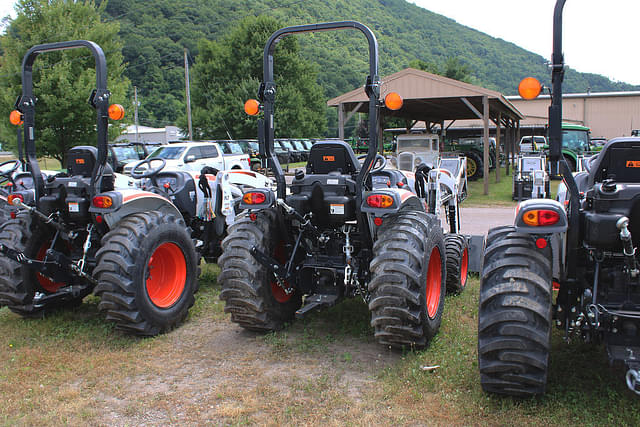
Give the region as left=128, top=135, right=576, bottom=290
left=218, top=209, right=302, bottom=331
left=478, top=226, right=553, bottom=396
left=444, top=234, right=469, bottom=294
left=0, top=215, right=82, bottom=315
left=369, top=210, right=446, bottom=349
left=466, top=151, right=484, bottom=181
left=94, top=211, right=198, bottom=336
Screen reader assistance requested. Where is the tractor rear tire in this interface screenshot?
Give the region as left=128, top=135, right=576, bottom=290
left=444, top=234, right=469, bottom=294
left=466, top=151, right=484, bottom=181
left=218, top=209, right=302, bottom=331
left=0, top=214, right=32, bottom=313
left=0, top=215, right=83, bottom=315
left=94, top=211, right=198, bottom=336
left=478, top=226, right=553, bottom=396
left=369, top=210, right=446, bottom=349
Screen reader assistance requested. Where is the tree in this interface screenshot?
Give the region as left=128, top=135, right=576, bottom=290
left=0, top=0, right=130, bottom=164
left=187, top=15, right=326, bottom=140
left=407, top=57, right=472, bottom=83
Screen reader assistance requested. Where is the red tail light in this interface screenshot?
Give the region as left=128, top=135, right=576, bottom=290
left=243, top=192, right=266, bottom=205
left=92, top=195, right=113, bottom=208
left=7, top=194, right=23, bottom=206
left=523, top=209, right=559, bottom=226
left=366, top=194, right=394, bottom=208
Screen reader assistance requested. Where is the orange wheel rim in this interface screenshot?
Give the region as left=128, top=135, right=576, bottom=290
left=270, top=241, right=292, bottom=303
left=460, top=247, right=469, bottom=288
left=146, top=242, right=187, bottom=308
left=426, top=247, right=442, bottom=318
left=35, top=242, right=65, bottom=293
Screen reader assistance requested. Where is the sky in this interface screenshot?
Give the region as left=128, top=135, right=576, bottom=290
left=1, top=1, right=639, bottom=85
left=408, top=0, right=640, bottom=85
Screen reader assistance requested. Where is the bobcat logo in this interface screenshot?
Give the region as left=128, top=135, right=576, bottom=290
left=323, top=156, right=335, bottom=162
left=626, top=160, right=640, bottom=168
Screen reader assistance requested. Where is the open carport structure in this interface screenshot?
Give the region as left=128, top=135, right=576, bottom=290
left=327, top=67, right=524, bottom=194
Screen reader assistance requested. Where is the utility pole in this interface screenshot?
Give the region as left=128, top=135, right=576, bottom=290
left=134, top=86, right=139, bottom=143
left=184, top=48, right=193, bottom=140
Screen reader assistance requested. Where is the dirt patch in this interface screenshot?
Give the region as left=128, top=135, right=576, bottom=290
left=91, top=316, right=405, bottom=425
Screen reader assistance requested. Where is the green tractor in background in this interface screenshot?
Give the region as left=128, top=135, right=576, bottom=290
left=443, top=137, right=496, bottom=181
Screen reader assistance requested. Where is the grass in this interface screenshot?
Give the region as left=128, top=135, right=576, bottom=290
left=0, top=155, right=62, bottom=171
left=465, top=171, right=562, bottom=207
left=1, top=268, right=639, bottom=424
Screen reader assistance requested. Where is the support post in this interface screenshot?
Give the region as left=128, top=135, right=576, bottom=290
left=495, top=112, right=501, bottom=183
left=184, top=49, right=193, bottom=140
left=338, top=103, right=345, bottom=140
left=483, top=96, right=489, bottom=195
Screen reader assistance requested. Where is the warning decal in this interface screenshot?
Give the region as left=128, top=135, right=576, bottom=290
left=626, top=160, right=640, bottom=167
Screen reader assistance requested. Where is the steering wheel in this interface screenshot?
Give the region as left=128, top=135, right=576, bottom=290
left=358, top=154, right=387, bottom=173
left=130, top=157, right=166, bottom=179
left=0, top=159, right=21, bottom=177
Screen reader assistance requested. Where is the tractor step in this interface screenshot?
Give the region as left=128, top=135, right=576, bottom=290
left=295, top=294, right=339, bottom=319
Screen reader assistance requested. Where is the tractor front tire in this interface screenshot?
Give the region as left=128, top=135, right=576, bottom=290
left=94, top=211, right=198, bottom=336
left=218, top=209, right=302, bottom=331
left=369, top=210, right=446, bottom=349
left=444, top=233, right=469, bottom=294
left=478, top=226, right=553, bottom=396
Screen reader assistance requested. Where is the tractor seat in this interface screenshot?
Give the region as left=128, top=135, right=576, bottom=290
left=306, top=140, right=360, bottom=176
left=588, top=138, right=640, bottom=187
left=67, top=146, right=98, bottom=178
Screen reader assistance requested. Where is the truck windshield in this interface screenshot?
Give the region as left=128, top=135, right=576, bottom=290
left=562, top=130, right=590, bottom=153
left=397, top=139, right=429, bottom=150
left=112, top=146, right=140, bottom=162
left=148, top=146, right=186, bottom=160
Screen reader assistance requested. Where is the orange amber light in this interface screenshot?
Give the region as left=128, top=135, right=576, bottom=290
left=108, top=104, right=125, bottom=120
left=384, top=92, right=403, bottom=110
left=244, top=99, right=261, bottom=116
left=9, top=110, right=23, bottom=126
left=518, top=77, right=542, bottom=100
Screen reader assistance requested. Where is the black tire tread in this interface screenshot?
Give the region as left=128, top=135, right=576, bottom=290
left=93, top=211, right=197, bottom=336
left=478, top=226, right=552, bottom=397
left=218, top=209, right=301, bottom=331
left=444, top=233, right=468, bottom=294
left=369, top=210, right=445, bottom=349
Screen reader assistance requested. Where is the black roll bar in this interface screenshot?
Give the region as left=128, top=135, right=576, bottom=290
left=17, top=40, right=110, bottom=204
left=260, top=21, right=381, bottom=201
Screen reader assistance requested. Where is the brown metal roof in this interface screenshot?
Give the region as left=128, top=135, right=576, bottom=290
left=327, top=68, right=523, bottom=123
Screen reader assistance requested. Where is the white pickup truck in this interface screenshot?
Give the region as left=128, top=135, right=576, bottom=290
left=123, top=141, right=250, bottom=175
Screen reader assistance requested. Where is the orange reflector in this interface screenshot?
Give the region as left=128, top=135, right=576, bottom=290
left=243, top=192, right=266, bottom=205
left=367, top=194, right=394, bottom=208
left=522, top=209, right=559, bottom=226
left=9, top=110, right=23, bottom=126
left=244, top=99, right=260, bottom=116
left=7, top=194, right=23, bottom=206
left=518, top=77, right=542, bottom=100
left=108, top=104, right=125, bottom=120
left=384, top=92, right=403, bottom=110
left=92, top=195, right=113, bottom=208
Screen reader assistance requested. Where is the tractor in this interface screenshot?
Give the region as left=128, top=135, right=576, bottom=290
left=0, top=41, right=201, bottom=335
left=478, top=0, right=640, bottom=396
left=217, top=21, right=468, bottom=349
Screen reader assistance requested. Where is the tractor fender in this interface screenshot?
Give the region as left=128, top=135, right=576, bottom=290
left=514, top=198, right=568, bottom=234
left=92, top=189, right=182, bottom=229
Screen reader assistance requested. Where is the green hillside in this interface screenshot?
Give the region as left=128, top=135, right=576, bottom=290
left=99, top=0, right=638, bottom=130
